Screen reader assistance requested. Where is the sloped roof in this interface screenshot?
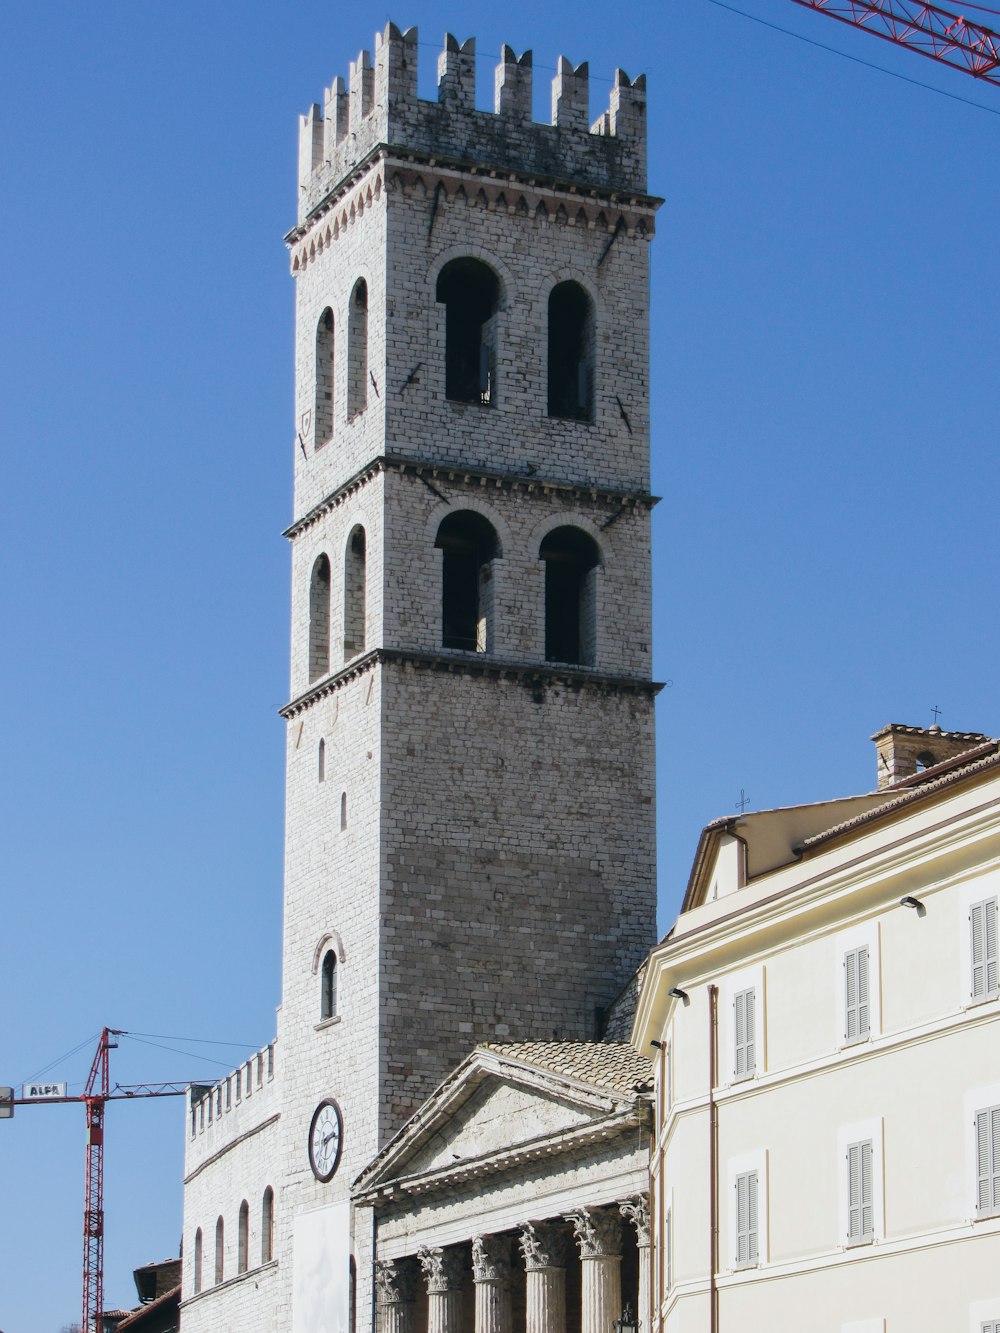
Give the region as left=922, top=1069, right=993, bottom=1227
left=479, top=1041, right=651, bottom=1094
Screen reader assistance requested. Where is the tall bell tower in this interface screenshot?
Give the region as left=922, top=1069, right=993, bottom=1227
left=277, top=17, right=660, bottom=1320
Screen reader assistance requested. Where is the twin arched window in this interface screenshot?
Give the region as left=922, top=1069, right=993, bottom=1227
left=308, top=528, right=367, bottom=684
left=312, top=278, right=369, bottom=448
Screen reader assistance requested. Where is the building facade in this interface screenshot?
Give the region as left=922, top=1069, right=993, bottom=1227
left=633, top=724, right=1000, bottom=1332
left=180, top=24, right=660, bottom=1333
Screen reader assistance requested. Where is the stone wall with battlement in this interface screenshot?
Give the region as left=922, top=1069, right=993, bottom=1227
left=296, top=24, right=648, bottom=224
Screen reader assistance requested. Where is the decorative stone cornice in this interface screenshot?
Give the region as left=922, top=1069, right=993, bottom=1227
left=418, top=1245, right=465, bottom=1294
left=281, top=647, right=663, bottom=719
left=618, top=1195, right=650, bottom=1247
left=287, top=144, right=662, bottom=274
left=472, top=1236, right=511, bottom=1283
left=564, top=1207, right=622, bottom=1259
left=375, top=1258, right=417, bottom=1304
left=283, top=453, right=657, bottom=542
left=518, top=1222, right=569, bottom=1272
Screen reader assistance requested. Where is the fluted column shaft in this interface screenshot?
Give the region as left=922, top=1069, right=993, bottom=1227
left=566, top=1209, right=622, bottom=1333
left=473, top=1237, right=511, bottom=1333
left=375, top=1259, right=417, bottom=1333
left=519, top=1223, right=568, bottom=1333
left=620, top=1196, right=651, bottom=1333
left=418, top=1246, right=464, bottom=1333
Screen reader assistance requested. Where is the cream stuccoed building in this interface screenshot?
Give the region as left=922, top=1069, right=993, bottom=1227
left=633, top=723, right=1000, bottom=1333
left=180, top=23, right=661, bottom=1333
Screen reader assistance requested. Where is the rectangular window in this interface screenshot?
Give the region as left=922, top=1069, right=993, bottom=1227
left=844, top=946, right=870, bottom=1043
left=846, top=1140, right=874, bottom=1243
left=735, top=1170, right=758, bottom=1268
left=971, top=897, right=999, bottom=1001
left=734, top=987, right=756, bottom=1080
left=976, top=1105, right=1000, bottom=1216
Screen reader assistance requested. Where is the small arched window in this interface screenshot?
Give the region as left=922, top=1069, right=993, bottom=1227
left=915, top=750, right=937, bottom=772
left=318, top=738, right=326, bottom=783
left=435, top=511, right=499, bottom=652
left=548, top=281, right=595, bottom=421
left=540, top=526, right=600, bottom=666
left=215, top=1216, right=225, bottom=1285
left=340, top=791, right=348, bottom=831
left=436, top=259, right=501, bottom=405
left=347, top=279, right=368, bottom=418
left=315, top=307, right=335, bottom=445
left=194, top=1227, right=203, bottom=1295
left=321, top=949, right=338, bottom=1020
left=261, top=1187, right=274, bottom=1264
left=309, top=555, right=332, bottom=682
left=237, top=1200, right=249, bottom=1275
left=344, top=526, right=367, bottom=659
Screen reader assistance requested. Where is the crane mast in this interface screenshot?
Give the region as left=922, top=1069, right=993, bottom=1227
left=791, top=0, right=1000, bottom=85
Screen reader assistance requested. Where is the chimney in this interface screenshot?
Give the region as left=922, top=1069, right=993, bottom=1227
left=871, top=723, right=992, bottom=791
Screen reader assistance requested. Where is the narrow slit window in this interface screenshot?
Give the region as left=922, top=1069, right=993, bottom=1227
left=436, top=258, right=501, bottom=405
left=215, top=1216, right=224, bottom=1285
left=844, top=946, right=870, bottom=1042
left=321, top=950, right=338, bottom=1020
left=193, top=1228, right=203, bottom=1295
left=237, top=1200, right=249, bottom=1274
left=735, top=1170, right=758, bottom=1268
left=315, top=307, right=334, bottom=445
left=318, top=738, right=326, bottom=783
left=547, top=281, right=595, bottom=421
left=261, top=1187, right=274, bottom=1264
left=971, top=896, right=999, bottom=1001
left=308, top=555, right=332, bottom=682
left=340, top=791, right=348, bottom=831
left=539, top=527, right=599, bottom=666
left=435, top=511, right=499, bottom=652
left=343, top=526, right=367, bottom=659
left=846, top=1140, right=874, bottom=1243
left=347, top=279, right=368, bottom=418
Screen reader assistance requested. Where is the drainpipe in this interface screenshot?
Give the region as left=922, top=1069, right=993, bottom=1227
left=708, top=984, right=719, bottom=1333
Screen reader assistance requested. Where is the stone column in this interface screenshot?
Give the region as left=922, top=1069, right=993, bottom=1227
left=418, top=1245, right=465, bottom=1333
left=472, top=1236, right=511, bottom=1333
left=619, top=1196, right=651, bottom=1333
left=375, top=1258, right=418, bottom=1333
left=518, top=1223, right=568, bottom=1333
left=566, top=1208, right=622, bottom=1333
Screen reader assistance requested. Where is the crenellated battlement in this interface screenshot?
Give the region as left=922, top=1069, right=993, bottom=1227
left=297, top=23, right=647, bottom=222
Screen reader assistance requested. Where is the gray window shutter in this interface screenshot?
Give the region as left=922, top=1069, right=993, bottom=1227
left=734, top=988, right=756, bottom=1078
left=844, top=947, right=870, bottom=1041
left=971, top=897, right=999, bottom=1000
left=977, top=1105, right=1000, bottom=1215
left=847, top=1140, right=874, bottom=1241
left=735, top=1170, right=758, bottom=1265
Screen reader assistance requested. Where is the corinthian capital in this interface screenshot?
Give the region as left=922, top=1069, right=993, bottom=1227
left=375, top=1258, right=416, bottom=1304
left=418, top=1245, right=465, bottom=1294
left=564, top=1207, right=622, bottom=1258
left=619, top=1195, right=651, bottom=1247
left=518, top=1222, right=569, bottom=1271
left=471, top=1236, right=510, bottom=1283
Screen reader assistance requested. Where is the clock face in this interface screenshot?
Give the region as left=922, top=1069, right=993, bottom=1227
left=308, top=1098, right=343, bottom=1182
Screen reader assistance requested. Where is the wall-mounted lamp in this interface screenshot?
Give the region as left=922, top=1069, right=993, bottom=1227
left=668, top=986, right=689, bottom=1002
left=900, top=895, right=924, bottom=911
left=614, top=1306, right=637, bottom=1333
left=649, top=1039, right=663, bottom=1050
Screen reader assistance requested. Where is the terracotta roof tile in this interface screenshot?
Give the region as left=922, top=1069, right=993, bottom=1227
left=479, top=1041, right=652, bottom=1094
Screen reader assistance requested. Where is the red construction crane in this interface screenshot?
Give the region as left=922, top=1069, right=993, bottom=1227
left=6, top=1027, right=189, bottom=1333
left=790, top=0, right=1000, bottom=85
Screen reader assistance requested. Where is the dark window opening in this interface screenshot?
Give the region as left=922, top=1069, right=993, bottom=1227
left=548, top=281, right=595, bottom=421
left=309, top=554, right=332, bottom=682
left=915, top=750, right=937, bottom=772
left=237, top=1200, right=249, bottom=1275
left=193, top=1228, right=203, bottom=1295
left=214, top=1217, right=224, bottom=1285
left=436, top=259, right=500, bottom=405
left=435, top=511, right=499, bottom=652
left=321, top=949, right=338, bottom=1020
left=315, top=307, right=334, bottom=445
left=261, top=1188, right=274, bottom=1264
left=343, top=526, right=367, bottom=659
left=540, top=526, right=599, bottom=665
left=347, top=279, right=368, bottom=418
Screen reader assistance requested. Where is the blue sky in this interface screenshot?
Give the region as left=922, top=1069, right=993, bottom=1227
left=2, top=2, right=998, bottom=1328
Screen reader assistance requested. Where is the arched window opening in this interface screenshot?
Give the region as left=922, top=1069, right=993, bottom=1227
left=347, top=279, right=368, bottom=418
left=194, top=1228, right=203, bottom=1295
left=340, top=791, right=348, bottom=831
left=343, top=526, right=367, bottom=659
left=309, top=555, right=332, bottom=682
left=318, top=737, right=326, bottom=783
left=237, top=1201, right=249, bottom=1275
left=261, top=1187, right=274, bottom=1265
left=548, top=281, right=595, bottom=421
left=435, top=511, right=499, bottom=652
left=214, top=1216, right=224, bottom=1285
left=915, top=750, right=937, bottom=772
left=436, top=259, right=501, bottom=405
left=321, top=949, right=338, bottom=1020
left=540, top=526, right=600, bottom=666
left=315, top=307, right=335, bottom=445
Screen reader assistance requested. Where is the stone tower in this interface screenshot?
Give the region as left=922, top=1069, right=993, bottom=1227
left=180, top=24, right=660, bottom=1332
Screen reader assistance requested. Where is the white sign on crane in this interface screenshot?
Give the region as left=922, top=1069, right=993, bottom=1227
left=22, top=1082, right=68, bottom=1099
